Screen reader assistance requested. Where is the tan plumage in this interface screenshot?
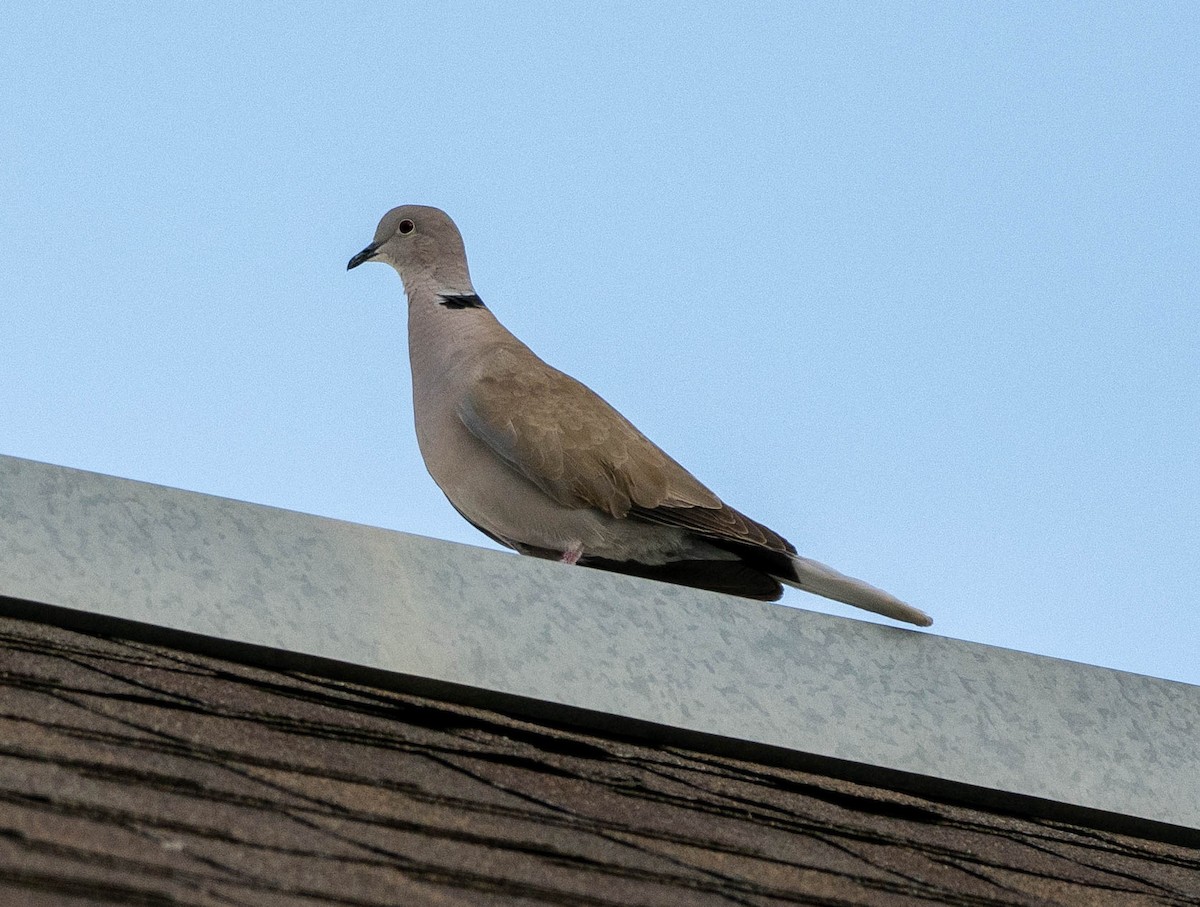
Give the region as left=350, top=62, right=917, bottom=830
left=461, top=345, right=722, bottom=516
left=348, top=205, right=932, bottom=626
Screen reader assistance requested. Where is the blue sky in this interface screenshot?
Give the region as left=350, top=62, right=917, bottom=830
left=4, top=4, right=1198, bottom=684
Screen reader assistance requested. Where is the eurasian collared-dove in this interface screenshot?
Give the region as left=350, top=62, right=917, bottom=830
left=348, top=206, right=931, bottom=627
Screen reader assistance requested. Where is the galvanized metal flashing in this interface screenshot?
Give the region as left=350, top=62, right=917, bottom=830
left=1, top=453, right=1197, bottom=835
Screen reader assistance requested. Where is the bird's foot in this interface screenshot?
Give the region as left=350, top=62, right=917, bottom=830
left=559, top=542, right=584, bottom=565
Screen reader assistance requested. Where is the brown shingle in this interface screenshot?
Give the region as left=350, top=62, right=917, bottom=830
left=1, top=613, right=1197, bottom=906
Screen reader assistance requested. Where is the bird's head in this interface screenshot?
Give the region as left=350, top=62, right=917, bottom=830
left=347, top=205, right=473, bottom=293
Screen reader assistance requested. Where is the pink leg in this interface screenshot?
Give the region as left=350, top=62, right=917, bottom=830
left=560, top=541, right=583, bottom=565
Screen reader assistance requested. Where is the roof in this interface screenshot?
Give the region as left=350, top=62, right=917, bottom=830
left=5, top=611, right=1200, bottom=906
left=3, top=453, right=1199, bottom=839
left=2, top=453, right=1200, bottom=904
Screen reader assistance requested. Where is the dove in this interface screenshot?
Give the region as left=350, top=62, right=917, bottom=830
left=348, top=205, right=931, bottom=626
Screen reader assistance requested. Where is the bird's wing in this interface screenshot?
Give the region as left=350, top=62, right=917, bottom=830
left=463, top=347, right=801, bottom=556
left=458, top=345, right=796, bottom=554
left=458, top=345, right=718, bottom=515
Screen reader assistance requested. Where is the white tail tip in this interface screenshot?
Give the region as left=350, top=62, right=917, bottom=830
left=782, top=555, right=932, bottom=627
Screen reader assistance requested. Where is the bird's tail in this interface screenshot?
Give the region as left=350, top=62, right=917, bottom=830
left=782, top=554, right=932, bottom=626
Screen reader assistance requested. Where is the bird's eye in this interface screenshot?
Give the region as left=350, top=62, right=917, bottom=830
left=398, top=219, right=415, bottom=235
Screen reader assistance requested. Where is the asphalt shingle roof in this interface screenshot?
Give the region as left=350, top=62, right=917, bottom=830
left=2, top=611, right=1198, bottom=906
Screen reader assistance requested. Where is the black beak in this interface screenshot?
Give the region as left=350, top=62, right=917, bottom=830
left=347, top=242, right=381, bottom=270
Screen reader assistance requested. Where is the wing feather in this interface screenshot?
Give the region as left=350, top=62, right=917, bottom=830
left=459, top=344, right=797, bottom=556
left=459, top=345, right=719, bottom=517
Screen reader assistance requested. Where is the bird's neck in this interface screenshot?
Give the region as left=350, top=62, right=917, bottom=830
left=403, top=276, right=516, bottom=390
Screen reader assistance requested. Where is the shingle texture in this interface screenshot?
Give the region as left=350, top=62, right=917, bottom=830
left=1, top=611, right=1197, bottom=906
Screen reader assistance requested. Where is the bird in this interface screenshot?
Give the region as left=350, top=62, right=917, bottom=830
left=348, top=205, right=932, bottom=627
